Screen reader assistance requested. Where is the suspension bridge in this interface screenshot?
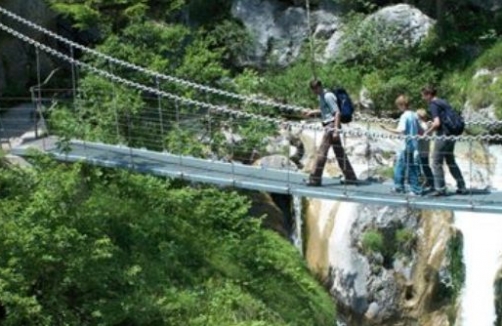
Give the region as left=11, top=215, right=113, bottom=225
left=2, top=6, right=502, bottom=214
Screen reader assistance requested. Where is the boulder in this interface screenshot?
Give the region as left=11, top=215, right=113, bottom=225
left=326, top=4, right=434, bottom=61
left=366, top=4, right=435, bottom=45
left=254, top=154, right=298, bottom=171
left=231, top=0, right=340, bottom=68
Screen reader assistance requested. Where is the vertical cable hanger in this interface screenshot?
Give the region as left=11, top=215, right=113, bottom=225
left=305, top=0, right=317, bottom=80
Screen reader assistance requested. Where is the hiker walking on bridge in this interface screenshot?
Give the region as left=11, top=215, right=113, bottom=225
left=421, top=85, right=467, bottom=196
left=303, top=79, right=358, bottom=186
left=381, top=95, right=423, bottom=195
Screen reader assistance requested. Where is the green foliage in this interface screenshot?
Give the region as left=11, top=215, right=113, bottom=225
left=441, top=39, right=502, bottom=122
left=175, top=32, right=230, bottom=84
left=432, top=230, right=465, bottom=305
left=474, top=41, right=502, bottom=71
left=362, top=59, right=439, bottom=115
left=49, top=2, right=101, bottom=30
left=187, top=0, right=233, bottom=26
left=395, top=228, right=415, bottom=256
left=0, top=162, right=335, bottom=325
left=375, top=166, right=394, bottom=180
left=338, top=13, right=416, bottom=71
left=48, top=0, right=186, bottom=34
left=210, top=20, right=254, bottom=68
left=446, top=230, right=465, bottom=299
left=360, top=225, right=417, bottom=265
left=164, top=124, right=207, bottom=157
left=361, top=230, right=384, bottom=254
left=234, top=59, right=363, bottom=111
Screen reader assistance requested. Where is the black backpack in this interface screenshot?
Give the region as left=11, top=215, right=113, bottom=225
left=332, top=87, right=354, bottom=124
left=433, top=100, right=465, bottom=136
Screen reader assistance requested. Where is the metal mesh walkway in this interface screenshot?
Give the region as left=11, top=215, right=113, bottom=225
left=11, top=137, right=502, bottom=214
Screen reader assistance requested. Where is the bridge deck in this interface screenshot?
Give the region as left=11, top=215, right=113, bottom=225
left=10, top=137, right=502, bottom=214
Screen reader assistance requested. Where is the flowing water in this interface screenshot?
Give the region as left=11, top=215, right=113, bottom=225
left=292, top=195, right=303, bottom=255
left=455, top=145, right=502, bottom=325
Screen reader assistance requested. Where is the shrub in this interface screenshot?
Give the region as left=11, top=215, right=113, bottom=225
left=362, top=59, right=439, bottom=115
left=473, top=40, right=502, bottom=71
left=395, top=228, right=415, bottom=255
left=361, top=230, right=384, bottom=254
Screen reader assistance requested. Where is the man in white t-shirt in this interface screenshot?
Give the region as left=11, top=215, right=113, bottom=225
left=303, top=79, right=357, bottom=186
left=381, top=95, right=423, bottom=195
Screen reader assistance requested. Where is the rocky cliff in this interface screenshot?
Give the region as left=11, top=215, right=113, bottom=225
left=0, top=0, right=58, bottom=96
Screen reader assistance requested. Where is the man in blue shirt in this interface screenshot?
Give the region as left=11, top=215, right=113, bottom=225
left=303, top=79, right=357, bottom=186
left=421, top=85, right=467, bottom=196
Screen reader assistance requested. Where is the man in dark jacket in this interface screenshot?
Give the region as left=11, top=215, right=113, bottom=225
left=421, top=85, right=467, bottom=196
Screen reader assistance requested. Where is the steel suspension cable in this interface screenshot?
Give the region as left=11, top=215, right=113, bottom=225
left=305, top=0, right=317, bottom=80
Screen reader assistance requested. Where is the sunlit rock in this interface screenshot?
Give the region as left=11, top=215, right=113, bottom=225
left=231, top=0, right=339, bottom=67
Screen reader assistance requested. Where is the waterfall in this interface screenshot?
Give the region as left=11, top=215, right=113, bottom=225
left=292, top=195, right=303, bottom=255
left=455, top=145, right=502, bottom=325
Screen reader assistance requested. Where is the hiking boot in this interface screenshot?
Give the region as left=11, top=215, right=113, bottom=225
left=456, top=188, right=469, bottom=195
left=391, top=187, right=405, bottom=194
left=340, top=179, right=359, bottom=186
left=429, top=190, right=447, bottom=197
left=422, top=186, right=435, bottom=193
left=304, top=178, right=321, bottom=187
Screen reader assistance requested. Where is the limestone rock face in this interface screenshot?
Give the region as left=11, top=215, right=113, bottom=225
left=326, top=3, right=434, bottom=61
left=462, top=68, right=502, bottom=134
left=0, top=0, right=57, bottom=96
left=231, top=0, right=339, bottom=68
left=304, top=198, right=461, bottom=325
left=367, top=4, right=434, bottom=45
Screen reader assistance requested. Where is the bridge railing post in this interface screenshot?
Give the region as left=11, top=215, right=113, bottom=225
left=109, top=62, right=121, bottom=145
left=156, top=77, right=165, bottom=152
left=287, top=125, right=291, bottom=194
left=70, top=45, right=83, bottom=157
left=468, top=136, right=473, bottom=206
left=175, top=100, right=183, bottom=179
left=230, top=118, right=235, bottom=185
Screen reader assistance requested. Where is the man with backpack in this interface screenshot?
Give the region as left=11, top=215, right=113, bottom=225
left=421, top=85, right=467, bottom=196
left=303, top=79, right=358, bottom=186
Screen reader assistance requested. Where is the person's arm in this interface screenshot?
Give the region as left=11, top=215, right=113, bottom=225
left=324, top=92, right=341, bottom=128
left=380, top=113, right=406, bottom=135
left=380, top=124, right=403, bottom=134
left=424, top=117, right=440, bottom=135
left=424, top=103, right=440, bottom=135
left=303, top=109, right=320, bottom=118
